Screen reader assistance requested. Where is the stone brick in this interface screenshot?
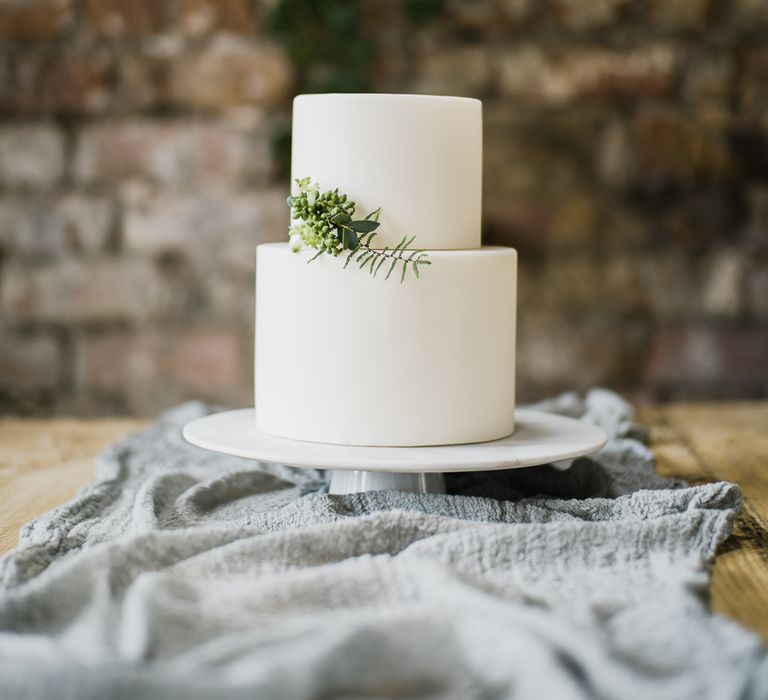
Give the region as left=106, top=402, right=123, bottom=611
left=167, top=328, right=244, bottom=393
left=730, top=0, right=768, bottom=27
left=649, top=0, right=710, bottom=30
left=700, top=249, right=745, bottom=317
left=65, top=52, right=115, bottom=114
left=498, top=0, right=531, bottom=22
left=443, top=0, right=502, bottom=31
left=0, top=0, right=72, bottom=40
left=533, top=254, right=643, bottom=313
left=123, top=188, right=288, bottom=266
left=499, top=44, right=677, bottom=104
left=644, top=326, right=768, bottom=390
left=0, top=194, right=114, bottom=259
left=414, top=46, right=492, bottom=97
left=1, top=50, right=118, bottom=116
left=75, top=330, right=160, bottom=392
left=75, top=326, right=249, bottom=413
left=0, top=258, right=166, bottom=324
left=740, top=46, right=768, bottom=117
left=547, top=191, right=598, bottom=249
left=0, top=196, right=66, bottom=259
left=744, top=186, right=768, bottom=248
left=0, top=330, right=61, bottom=391
left=73, top=329, right=172, bottom=414
left=747, top=261, right=768, bottom=318
left=597, top=120, right=634, bottom=186
left=483, top=107, right=593, bottom=249
left=552, top=0, right=628, bottom=30
left=115, top=52, right=166, bottom=112
left=653, top=190, right=737, bottom=252
left=601, top=208, right=653, bottom=252
left=83, top=0, right=166, bottom=38
left=636, top=254, right=697, bottom=319
left=517, top=312, right=634, bottom=391
left=169, top=37, right=293, bottom=110
left=0, top=126, right=66, bottom=189
left=177, top=0, right=258, bottom=38
left=631, top=107, right=730, bottom=183
left=683, top=55, right=732, bottom=112
left=56, top=194, right=115, bottom=254
left=74, top=120, right=271, bottom=188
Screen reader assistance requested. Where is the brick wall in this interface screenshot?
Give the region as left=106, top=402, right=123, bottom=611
left=0, top=0, right=766, bottom=416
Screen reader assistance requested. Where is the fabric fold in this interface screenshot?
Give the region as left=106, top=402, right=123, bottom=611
left=0, top=390, right=765, bottom=699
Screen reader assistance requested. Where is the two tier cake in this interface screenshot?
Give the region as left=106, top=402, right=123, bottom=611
left=255, top=94, right=517, bottom=446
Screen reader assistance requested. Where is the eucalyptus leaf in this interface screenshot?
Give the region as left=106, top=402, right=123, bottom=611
left=331, top=212, right=352, bottom=225
left=349, top=220, right=380, bottom=234
left=342, top=229, right=359, bottom=250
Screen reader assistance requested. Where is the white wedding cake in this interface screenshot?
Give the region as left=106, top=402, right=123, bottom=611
left=255, top=94, right=517, bottom=446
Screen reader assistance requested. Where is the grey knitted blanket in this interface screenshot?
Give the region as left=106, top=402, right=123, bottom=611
left=0, top=390, right=766, bottom=699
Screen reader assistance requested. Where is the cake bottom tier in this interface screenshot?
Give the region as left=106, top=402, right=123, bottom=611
left=255, top=243, right=517, bottom=446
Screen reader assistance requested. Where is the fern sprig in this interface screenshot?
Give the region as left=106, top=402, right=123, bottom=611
left=287, top=178, right=430, bottom=282
left=355, top=235, right=430, bottom=284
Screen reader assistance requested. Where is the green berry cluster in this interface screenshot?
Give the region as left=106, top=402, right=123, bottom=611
left=285, top=177, right=431, bottom=282
left=286, top=177, right=355, bottom=256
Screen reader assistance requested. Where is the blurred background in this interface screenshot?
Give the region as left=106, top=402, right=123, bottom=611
left=0, top=0, right=767, bottom=416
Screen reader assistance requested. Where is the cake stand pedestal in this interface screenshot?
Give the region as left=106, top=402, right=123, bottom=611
left=326, top=470, right=446, bottom=495
left=182, top=409, right=607, bottom=495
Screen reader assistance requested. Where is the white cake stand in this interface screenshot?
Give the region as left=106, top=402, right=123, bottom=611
left=182, top=409, right=608, bottom=495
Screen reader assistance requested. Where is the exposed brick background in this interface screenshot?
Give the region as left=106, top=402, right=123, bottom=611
left=0, top=0, right=767, bottom=416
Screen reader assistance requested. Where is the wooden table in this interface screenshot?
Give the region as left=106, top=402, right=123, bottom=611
left=1, top=404, right=766, bottom=639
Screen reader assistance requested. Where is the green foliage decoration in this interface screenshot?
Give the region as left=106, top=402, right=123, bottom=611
left=268, top=0, right=447, bottom=175
left=287, top=178, right=431, bottom=282
left=270, top=0, right=376, bottom=94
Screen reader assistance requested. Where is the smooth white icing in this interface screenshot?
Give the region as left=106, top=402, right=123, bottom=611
left=255, top=243, right=516, bottom=446
left=291, top=94, right=482, bottom=250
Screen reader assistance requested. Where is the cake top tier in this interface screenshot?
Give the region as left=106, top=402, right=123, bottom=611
left=291, top=94, right=482, bottom=250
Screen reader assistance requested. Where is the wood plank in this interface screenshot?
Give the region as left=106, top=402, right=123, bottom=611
left=640, top=402, right=768, bottom=640
left=0, top=418, right=145, bottom=554
left=662, top=403, right=768, bottom=527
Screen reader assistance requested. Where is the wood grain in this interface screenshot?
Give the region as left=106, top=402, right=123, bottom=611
left=0, top=404, right=766, bottom=639
left=0, top=418, right=145, bottom=553
left=639, top=402, right=768, bottom=640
